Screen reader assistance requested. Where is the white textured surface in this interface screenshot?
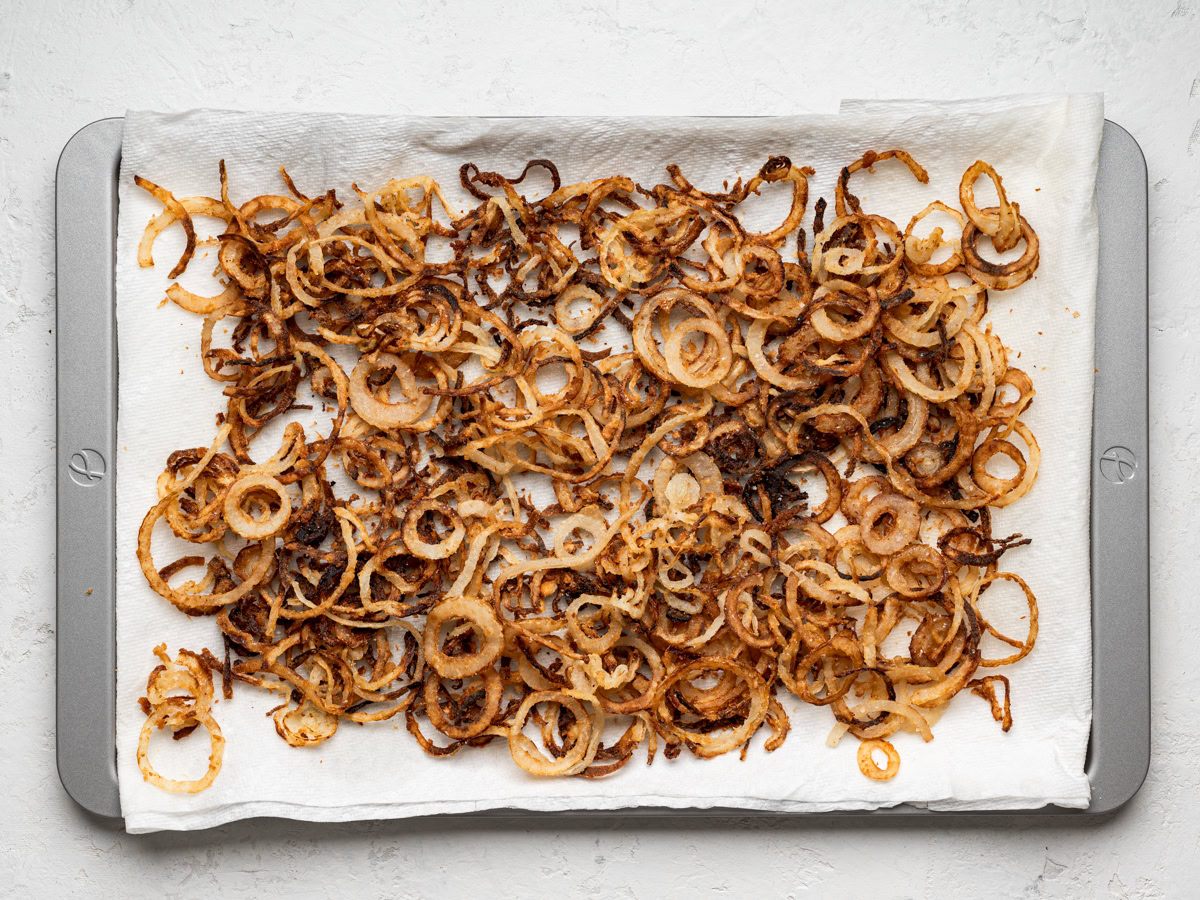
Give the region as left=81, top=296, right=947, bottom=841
left=1, top=0, right=1195, bottom=894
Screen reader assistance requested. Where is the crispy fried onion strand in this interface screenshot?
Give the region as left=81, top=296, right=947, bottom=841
left=136, top=644, right=225, bottom=793
left=134, top=151, right=1041, bottom=790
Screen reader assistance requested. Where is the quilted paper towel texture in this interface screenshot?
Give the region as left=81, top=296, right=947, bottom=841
left=115, top=97, right=1101, bottom=832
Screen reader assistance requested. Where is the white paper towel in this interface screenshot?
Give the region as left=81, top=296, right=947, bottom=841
left=115, top=96, right=1102, bottom=832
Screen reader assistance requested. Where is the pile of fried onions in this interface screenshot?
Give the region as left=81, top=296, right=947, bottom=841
left=133, top=152, right=1039, bottom=791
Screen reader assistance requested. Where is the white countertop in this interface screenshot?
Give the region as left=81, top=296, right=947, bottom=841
left=3, top=0, right=1195, bottom=895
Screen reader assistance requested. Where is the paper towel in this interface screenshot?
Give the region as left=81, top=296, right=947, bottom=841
left=115, top=96, right=1102, bottom=832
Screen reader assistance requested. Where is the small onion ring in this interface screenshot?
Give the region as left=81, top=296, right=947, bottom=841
left=860, top=493, right=921, bottom=556
left=508, top=692, right=596, bottom=776
left=961, top=210, right=1040, bottom=291
left=137, top=700, right=225, bottom=794
left=223, top=473, right=292, bottom=539
left=402, top=499, right=466, bottom=560
left=653, top=657, right=769, bottom=759
left=857, top=738, right=900, bottom=780
left=423, top=596, right=504, bottom=678
left=424, top=667, right=502, bottom=739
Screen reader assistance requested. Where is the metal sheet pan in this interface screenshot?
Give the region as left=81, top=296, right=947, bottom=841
left=55, top=117, right=1148, bottom=821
